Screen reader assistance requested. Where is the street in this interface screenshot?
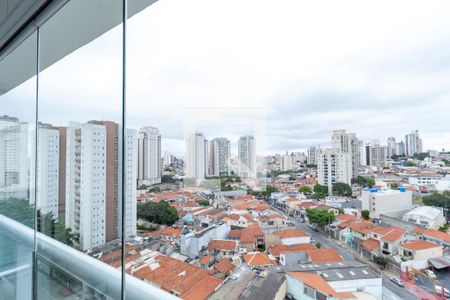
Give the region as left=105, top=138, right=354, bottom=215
left=271, top=204, right=420, bottom=300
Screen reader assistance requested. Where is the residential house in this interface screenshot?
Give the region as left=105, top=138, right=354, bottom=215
left=273, top=229, right=310, bottom=246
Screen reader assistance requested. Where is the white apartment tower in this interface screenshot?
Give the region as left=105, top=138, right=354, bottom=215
left=331, top=130, right=359, bottom=178
left=119, top=128, right=138, bottom=239
left=387, top=137, right=396, bottom=159
left=138, top=126, right=161, bottom=185
left=185, top=132, right=206, bottom=181
left=365, top=141, right=387, bottom=170
left=31, top=124, right=60, bottom=218
left=66, top=122, right=107, bottom=250
left=281, top=153, right=293, bottom=171
left=0, top=116, right=29, bottom=200
left=238, top=135, right=256, bottom=179
left=210, top=137, right=231, bottom=177
left=66, top=122, right=138, bottom=250
left=405, top=130, right=423, bottom=157
left=317, top=149, right=352, bottom=194
left=163, top=151, right=172, bottom=168
left=307, top=146, right=318, bottom=165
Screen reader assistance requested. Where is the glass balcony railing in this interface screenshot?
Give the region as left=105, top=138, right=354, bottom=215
left=0, top=214, right=178, bottom=300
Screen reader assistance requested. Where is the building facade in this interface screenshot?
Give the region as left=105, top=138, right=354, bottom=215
left=317, top=149, right=352, bottom=194
left=238, top=135, right=256, bottom=179
left=185, top=132, right=206, bottom=182
left=138, top=126, right=161, bottom=185
left=210, top=137, right=231, bottom=177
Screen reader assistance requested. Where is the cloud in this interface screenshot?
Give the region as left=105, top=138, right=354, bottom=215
left=3, top=0, right=450, bottom=155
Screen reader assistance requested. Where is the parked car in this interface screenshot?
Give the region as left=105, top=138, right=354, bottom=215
left=434, top=285, right=450, bottom=298
left=389, top=277, right=404, bottom=287
left=425, top=269, right=437, bottom=279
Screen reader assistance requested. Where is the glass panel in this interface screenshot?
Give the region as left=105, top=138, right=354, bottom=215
left=0, top=31, right=37, bottom=300
left=37, top=0, right=124, bottom=298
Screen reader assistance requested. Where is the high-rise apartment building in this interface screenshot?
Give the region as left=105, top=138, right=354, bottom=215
left=210, top=137, right=231, bottom=177
left=66, top=122, right=107, bottom=250
left=358, top=140, right=367, bottom=166
left=185, top=132, right=206, bottom=181
left=31, top=124, right=60, bottom=218
left=396, top=141, right=406, bottom=156
left=119, top=128, right=138, bottom=239
left=365, top=141, right=386, bottom=170
left=405, top=130, right=423, bottom=157
left=317, top=149, right=352, bottom=194
left=281, top=153, right=293, bottom=171
left=163, top=151, right=172, bottom=168
left=66, top=121, right=137, bottom=250
left=387, top=137, right=396, bottom=159
left=331, top=130, right=359, bottom=178
left=138, top=126, right=161, bottom=185
left=307, top=146, right=318, bottom=165
left=238, top=135, right=256, bottom=178
left=0, top=116, right=29, bottom=200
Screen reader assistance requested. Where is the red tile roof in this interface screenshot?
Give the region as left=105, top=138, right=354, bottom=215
left=243, top=253, right=274, bottom=267
left=199, top=255, right=214, bottom=265
left=399, top=239, right=441, bottom=251
left=240, top=224, right=264, bottom=243
left=274, top=229, right=309, bottom=239
left=132, top=254, right=222, bottom=299
left=421, top=229, right=450, bottom=243
left=213, top=259, right=235, bottom=275
left=380, top=227, right=406, bottom=243
left=269, top=243, right=316, bottom=257
left=207, top=240, right=238, bottom=251
left=362, top=238, right=380, bottom=251
left=306, top=249, right=343, bottom=264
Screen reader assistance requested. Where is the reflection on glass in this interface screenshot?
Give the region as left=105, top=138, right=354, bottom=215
left=0, top=32, right=37, bottom=300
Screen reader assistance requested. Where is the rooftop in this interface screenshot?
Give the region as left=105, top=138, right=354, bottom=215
left=404, top=206, right=442, bottom=220
left=243, top=253, right=274, bottom=267
left=399, top=239, right=441, bottom=251
left=207, top=239, right=238, bottom=251
left=273, top=229, right=309, bottom=239
left=288, top=272, right=355, bottom=299
left=306, top=249, right=343, bottom=264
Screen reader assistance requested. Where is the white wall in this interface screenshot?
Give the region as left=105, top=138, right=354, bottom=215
left=329, top=278, right=382, bottom=300
left=281, top=236, right=310, bottom=246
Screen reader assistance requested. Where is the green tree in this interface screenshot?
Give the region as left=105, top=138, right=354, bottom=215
left=338, top=208, right=344, bottom=215
left=390, top=182, right=400, bottom=190
left=438, top=224, right=449, bottom=233
left=355, top=176, right=375, bottom=188
left=332, top=182, right=352, bottom=197
left=313, top=184, right=328, bottom=199
left=405, top=161, right=416, bottom=167
left=361, top=209, right=370, bottom=220
left=422, top=192, right=450, bottom=208
left=0, top=198, right=73, bottom=246
left=412, top=152, right=429, bottom=161
left=198, top=200, right=210, bottom=206
left=162, top=175, right=176, bottom=183
left=299, top=186, right=312, bottom=194
left=137, top=201, right=179, bottom=225
left=305, top=208, right=335, bottom=227
left=315, top=242, right=322, bottom=249
left=148, top=187, right=161, bottom=192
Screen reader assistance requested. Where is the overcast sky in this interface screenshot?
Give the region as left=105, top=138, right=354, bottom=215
left=4, top=0, right=450, bottom=156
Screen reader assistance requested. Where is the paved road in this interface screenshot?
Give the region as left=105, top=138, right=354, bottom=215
left=294, top=219, right=355, bottom=261
left=271, top=204, right=420, bottom=300
left=382, top=275, right=420, bottom=300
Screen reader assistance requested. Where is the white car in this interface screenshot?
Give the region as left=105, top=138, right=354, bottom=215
left=425, top=269, right=437, bottom=279
left=434, top=285, right=450, bottom=298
